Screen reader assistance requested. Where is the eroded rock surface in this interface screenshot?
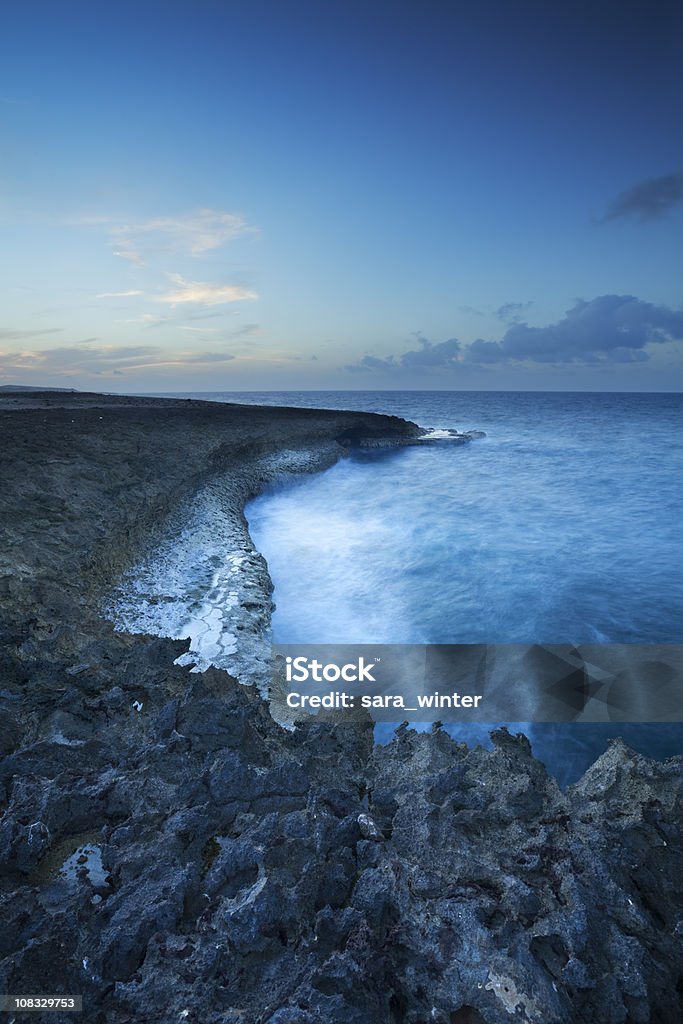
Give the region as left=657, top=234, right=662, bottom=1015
left=0, top=393, right=681, bottom=1023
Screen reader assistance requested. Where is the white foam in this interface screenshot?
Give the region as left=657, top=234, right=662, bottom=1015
left=106, top=484, right=254, bottom=676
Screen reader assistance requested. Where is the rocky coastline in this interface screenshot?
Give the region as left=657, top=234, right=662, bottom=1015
left=1, top=391, right=681, bottom=1023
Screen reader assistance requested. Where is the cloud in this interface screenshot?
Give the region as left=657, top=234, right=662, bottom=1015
left=345, top=354, right=398, bottom=373
left=457, top=302, right=533, bottom=323
left=402, top=336, right=462, bottom=368
left=96, top=289, right=144, bottom=298
left=185, top=311, right=227, bottom=322
left=125, top=209, right=255, bottom=254
left=0, top=342, right=237, bottom=377
left=107, top=208, right=257, bottom=264
left=112, top=244, right=145, bottom=266
left=176, top=325, right=219, bottom=334
left=142, top=313, right=169, bottom=326
left=177, top=351, right=236, bottom=364
left=467, top=295, right=683, bottom=365
left=72, top=208, right=257, bottom=265
left=495, top=301, right=533, bottom=323
left=0, top=327, right=61, bottom=340
left=112, top=313, right=169, bottom=326
left=601, top=170, right=683, bottom=222
left=229, top=323, right=261, bottom=338
left=346, top=295, right=683, bottom=374
left=345, top=337, right=461, bottom=373
left=156, top=274, right=257, bottom=307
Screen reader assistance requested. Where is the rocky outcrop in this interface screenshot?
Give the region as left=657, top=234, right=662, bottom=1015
left=0, top=392, right=681, bottom=1023
left=0, top=392, right=421, bottom=669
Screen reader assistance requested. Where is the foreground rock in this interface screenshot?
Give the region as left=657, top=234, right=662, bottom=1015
left=0, top=392, right=681, bottom=1023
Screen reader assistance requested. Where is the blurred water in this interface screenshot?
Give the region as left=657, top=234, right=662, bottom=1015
left=244, top=391, right=683, bottom=645
left=154, top=390, right=683, bottom=783
left=242, top=391, right=683, bottom=784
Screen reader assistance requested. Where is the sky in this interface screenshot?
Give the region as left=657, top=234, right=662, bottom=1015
left=1, top=0, right=683, bottom=392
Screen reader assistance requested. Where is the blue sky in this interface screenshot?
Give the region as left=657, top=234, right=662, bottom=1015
left=1, top=0, right=683, bottom=390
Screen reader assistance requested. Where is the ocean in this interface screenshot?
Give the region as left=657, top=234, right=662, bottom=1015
left=131, top=391, right=683, bottom=783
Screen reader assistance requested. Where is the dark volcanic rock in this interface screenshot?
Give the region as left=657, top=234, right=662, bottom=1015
left=0, top=392, right=681, bottom=1023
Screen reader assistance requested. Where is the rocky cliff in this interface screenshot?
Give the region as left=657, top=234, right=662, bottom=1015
left=0, top=392, right=680, bottom=1023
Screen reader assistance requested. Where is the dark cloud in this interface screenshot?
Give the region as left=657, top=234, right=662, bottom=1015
left=345, top=295, right=683, bottom=374
left=464, top=339, right=502, bottom=364
left=402, top=336, right=461, bottom=368
left=495, top=301, right=532, bottom=323
left=345, top=354, right=397, bottom=373
left=601, top=170, right=683, bottom=222
left=457, top=302, right=532, bottom=323
left=466, top=296, right=683, bottom=365
left=345, top=337, right=461, bottom=373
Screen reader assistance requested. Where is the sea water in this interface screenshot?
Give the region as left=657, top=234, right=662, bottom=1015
left=156, top=391, right=683, bottom=783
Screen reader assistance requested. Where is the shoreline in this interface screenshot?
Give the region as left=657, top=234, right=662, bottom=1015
left=1, top=390, right=421, bottom=662
left=1, top=390, right=681, bottom=1022
left=102, top=400, right=425, bottom=687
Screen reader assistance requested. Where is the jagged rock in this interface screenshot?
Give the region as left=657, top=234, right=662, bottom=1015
left=357, top=813, right=384, bottom=840
left=0, top=393, right=680, bottom=1023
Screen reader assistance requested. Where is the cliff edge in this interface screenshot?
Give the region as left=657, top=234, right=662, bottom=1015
left=0, top=392, right=680, bottom=1024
